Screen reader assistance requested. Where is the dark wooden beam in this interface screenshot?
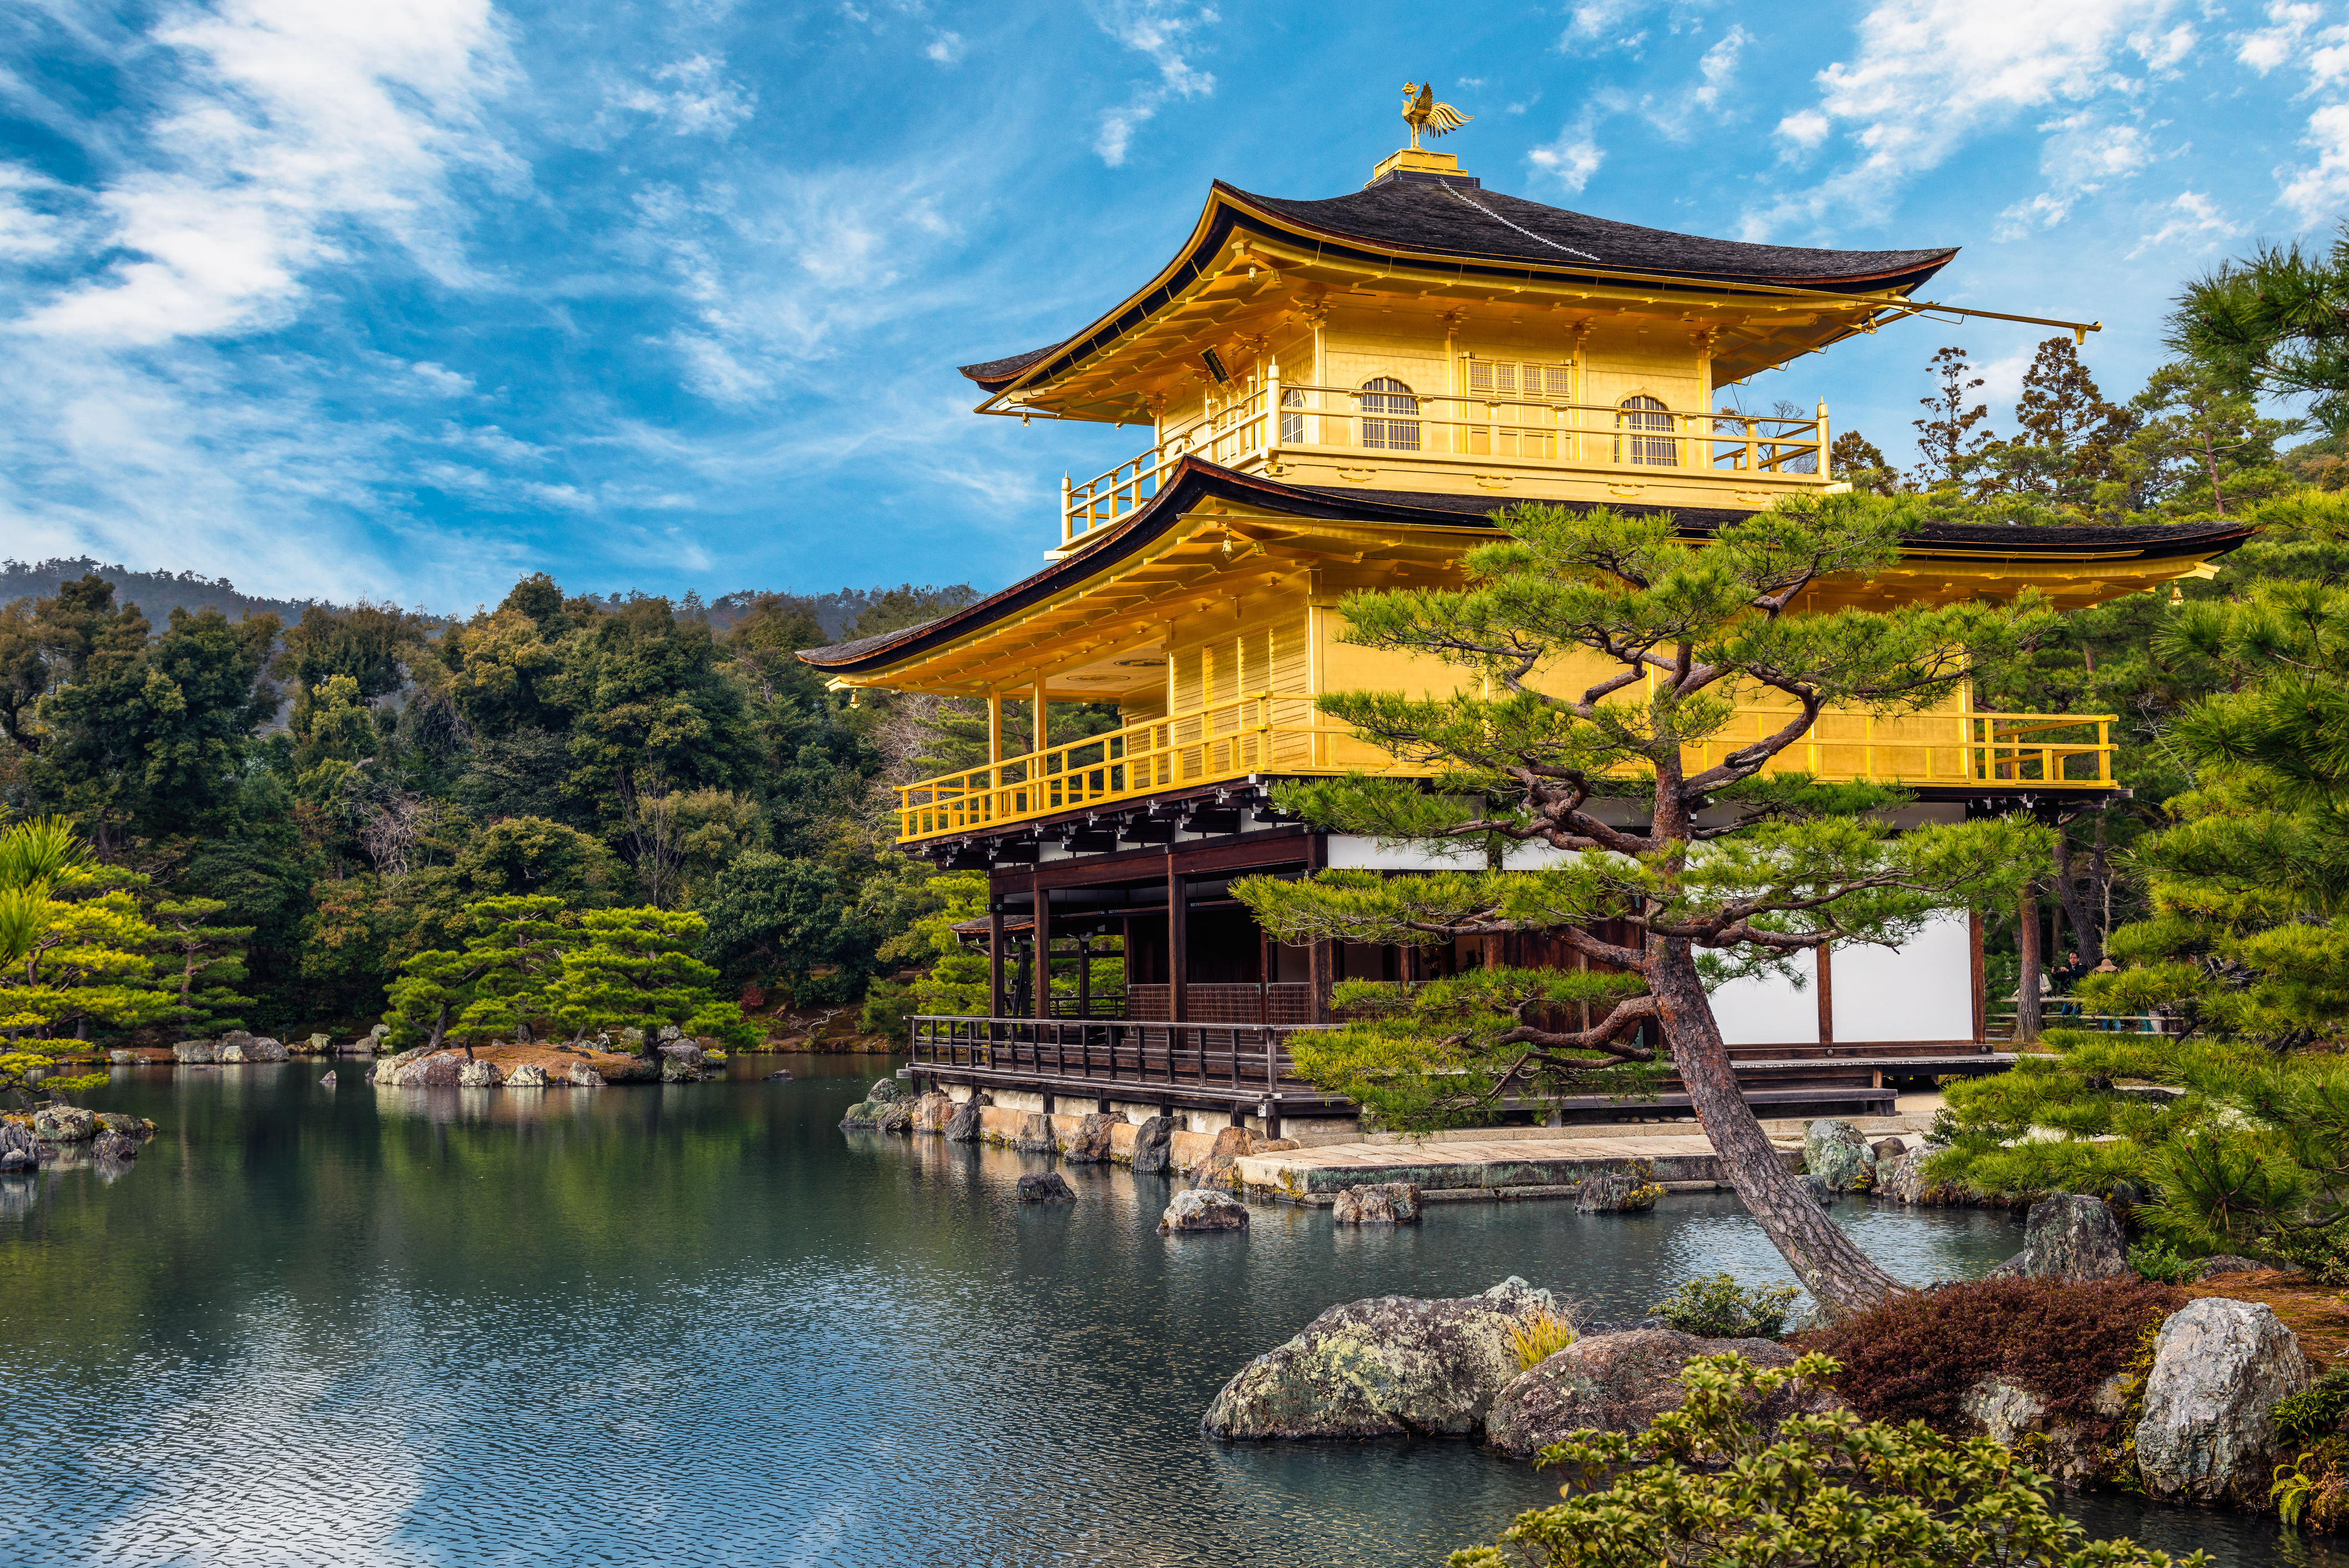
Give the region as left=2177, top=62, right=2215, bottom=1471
left=1168, top=855, right=1188, bottom=1025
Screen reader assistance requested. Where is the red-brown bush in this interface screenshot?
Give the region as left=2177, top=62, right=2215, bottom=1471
left=1794, top=1277, right=2187, bottom=1429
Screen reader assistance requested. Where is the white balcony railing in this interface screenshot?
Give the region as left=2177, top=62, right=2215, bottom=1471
left=1058, top=366, right=1830, bottom=548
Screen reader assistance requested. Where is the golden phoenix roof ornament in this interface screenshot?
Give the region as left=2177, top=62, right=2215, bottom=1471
left=1401, top=83, right=1469, bottom=150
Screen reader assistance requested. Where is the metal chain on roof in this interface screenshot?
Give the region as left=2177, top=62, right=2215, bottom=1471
left=1437, top=180, right=1603, bottom=264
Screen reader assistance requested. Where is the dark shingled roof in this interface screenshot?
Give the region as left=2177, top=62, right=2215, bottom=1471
left=798, top=458, right=2255, bottom=678
left=1239, top=179, right=1954, bottom=289
left=957, top=178, right=1957, bottom=391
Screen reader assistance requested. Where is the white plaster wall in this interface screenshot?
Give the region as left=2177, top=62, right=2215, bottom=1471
left=1710, top=950, right=1821, bottom=1047
left=1832, top=911, right=1972, bottom=1043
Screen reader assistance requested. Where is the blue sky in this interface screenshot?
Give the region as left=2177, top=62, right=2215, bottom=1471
left=3, top=0, right=2346, bottom=612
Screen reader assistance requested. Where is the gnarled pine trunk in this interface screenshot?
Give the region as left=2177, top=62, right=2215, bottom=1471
left=1647, top=936, right=1907, bottom=1319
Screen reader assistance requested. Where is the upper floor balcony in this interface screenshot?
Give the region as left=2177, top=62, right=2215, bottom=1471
left=894, top=693, right=2116, bottom=846
left=1054, top=365, right=1830, bottom=555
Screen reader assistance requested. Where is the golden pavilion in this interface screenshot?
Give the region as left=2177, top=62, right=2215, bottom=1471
left=800, top=121, right=2250, bottom=1134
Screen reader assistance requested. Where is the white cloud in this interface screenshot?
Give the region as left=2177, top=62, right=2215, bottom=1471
left=1691, top=25, right=1751, bottom=111
left=1560, top=0, right=1651, bottom=51
left=925, top=30, right=966, bottom=65
left=2282, top=100, right=2349, bottom=219
left=1529, top=112, right=1608, bottom=193
left=1775, top=107, right=1832, bottom=153
left=0, top=165, right=72, bottom=261
left=1090, top=1, right=1218, bottom=167
left=409, top=361, right=474, bottom=396
left=2238, top=2, right=2326, bottom=73
left=1995, top=114, right=2155, bottom=235
left=2131, top=22, right=2197, bottom=71
left=1742, top=0, right=2177, bottom=236
left=22, top=0, right=519, bottom=346
left=614, top=55, right=756, bottom=139
left=2127, top=189, right=2243, bottom=257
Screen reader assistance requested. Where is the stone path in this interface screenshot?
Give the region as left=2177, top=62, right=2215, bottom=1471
left=1234, top=1132, right=1808, bottom=1206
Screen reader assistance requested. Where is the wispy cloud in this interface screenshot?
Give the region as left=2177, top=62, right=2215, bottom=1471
left=612, top=56, right=757, bottom=139
left=2128, top=189, right=2242, bottom=258
left=1994, top=114, right=2155, bottom=237
left=1090, top=1, right=1218, bottom=167
left=1740, top=0, right=2182, bottom=237
left=1528, top=107, right=1611, bottom=193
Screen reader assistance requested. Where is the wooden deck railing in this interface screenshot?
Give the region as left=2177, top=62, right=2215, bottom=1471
left=1060, top=368, right=1830, bottom=547
left=907, top=1014, right=1334, bottom=1103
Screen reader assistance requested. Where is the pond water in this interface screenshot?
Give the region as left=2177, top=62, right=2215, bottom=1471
left=0, top=1055, right=2332, bottom=1567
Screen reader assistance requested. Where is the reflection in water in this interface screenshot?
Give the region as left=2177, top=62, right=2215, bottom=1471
left=0, top=1057, right=2319, bottom=1566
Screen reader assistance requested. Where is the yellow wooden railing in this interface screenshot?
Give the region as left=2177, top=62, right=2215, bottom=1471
left=895, top=701, right=2119, bottom=843
left=1059, top=368, right=1831, bottom=546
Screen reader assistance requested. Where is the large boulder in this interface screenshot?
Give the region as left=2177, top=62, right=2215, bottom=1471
left=171, top=1039, right=219, bottom=1064
left=505, top=1062, right=549, bottom=1088
left=0, top=1121, right=39, bottom=1171
left=94, top=1114, right=150, bottom=1139
left=1017, top=1172, right=1076, bottom=1203
left=1160, top=1189, right=1250, bottom=1234
left=1131, top=1114, right=1178, bottom=1175
left=1062, top=1113, right=1117, bottom=1164
left=943, top=1095, right=985, bottom=1142
left=1960, top=1372, right=2130, bottom=1485
left=2135, top=1298, right=2313, bottom=1503
left=383, top=1052, right=464, bottom=1089
left=867, top=1077, right=905, bottom=1105
left=1486, top=1328, right=1814, bottom=1456
left=301, top=1033, right=334, bottom=1055
left=91, top=1129, right=140, bottom=1161
left=907, top=1092, right=956, bottom=1133
left=1014, top=1112, right=1056, bottom=1154
left=248, top=1037, right=289, bottom=1062
left=1203, top=1278, right=1557, bottom=1441
left=31, top=1106, right=95, bottom=1143
left=1989, top=1193, right=2130, bottom=1282
left=566, top=1061, right=606, bottom=1088
left=1874, top=1151, right=1924, bottom=1205
left=457, top=1059, right=503, bottom=1088
left=1331, top=1182, right=1421, bottom=1224
left=1803, top=1119, right=1875, bottom=1193
left=1185, top=1125, right=1256, bottom=1181
left=659, top=1054, right=705, bottom=1084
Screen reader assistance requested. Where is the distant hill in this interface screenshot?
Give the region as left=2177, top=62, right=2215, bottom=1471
left=0, top=557, right=327, bottom=626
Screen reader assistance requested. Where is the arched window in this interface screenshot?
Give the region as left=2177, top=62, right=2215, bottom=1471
left=1360, top=377, right=1420, bottom=452
left=1617, top=395, right=1678, bottom=467
left=1279, top=387, right=1306, bottom=445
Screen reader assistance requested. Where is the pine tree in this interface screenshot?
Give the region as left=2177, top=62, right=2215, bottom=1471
left=0, top=816, right=170, bottom=1098
left=148, top=895, right=255, bottom=1036
left=2172, top=228, right=2349, bottom=435
left=1232, top=498, right=2049, bottom=1316
left=2120, top=362, right=2297, bottom=516
left=546, top=906, right=751, bottom=1047
left=382, top=894, right=576, bottom=1054
left=1827, top=431, right=1897, bottom=495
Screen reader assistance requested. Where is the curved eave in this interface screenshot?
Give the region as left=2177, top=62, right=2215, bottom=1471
left=958, top=182, right=1955, bottom=401
left=796, top=458, right=2258, bottom=679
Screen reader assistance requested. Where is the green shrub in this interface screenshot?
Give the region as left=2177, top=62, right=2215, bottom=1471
left=2127, top=1239, right=2201, bottom=1285
left=1651, top=1273, right=1801, bottom=1339
left=2275, top=1366, right=2349, bottom=1446
left=1796, top=1277, right=2186, bottom=1435
left=1447, top=1352, right=2199, bottom=1568
left=859, top=977, right=917, bottom=1043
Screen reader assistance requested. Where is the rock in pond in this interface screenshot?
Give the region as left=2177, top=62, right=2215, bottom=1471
left=1486, top=1328, right=1818, bottom=1456
left=319, top=1070, right=338, bottom=1089
left=94, top=1113, right=149, bottom=1138
left=1017, top=1172, right=1076, bottom=1203
left=0, top=1121, right=39, bottom=1171
left=1331, top=1182, right=1420, bottom=1223
left=867, top=1077, right=905, bottom=1105
left=566, top=1061, right=606, bottom=1088
left=1575, top=1162, right=1658, bottom=1214
left=1803, top=1119, right=1875, bottom=1192
left=456, top=1059, right=502, bottom=1088
left=763, top=1068, right=793, bottom=1082
left=502, top=1062, right=547, bottom=1087
left=1160, top=1189, right=1250, bottom=1235
left=1131, top=1114, right=1177, bottom=1175
left=907, top=1092, right=955, bottom=1133
left=108, top=1049, right=136, bottom=1065
left=1988, top=1192, right=2129, bottom=1283
left=32, top=1106, right=95, bottom=1144
left=1013, top=1111, right=1056, bottom=1153
left=91, top=1130, right=140, bottom=1161
left=1874, top=1151, right=1923, bottom=1205
left=840, top=1098, right=912, bottom=1131
left=2136, top=1297, right=2312, bottom=1503
left=1203, top=1278, right=1556, bottom=1441
left=171, top=1039, right=219, bottom=1064
left=1061, top=1112, right=1117, bottom=1164
left=1960, top=1371, right=2131, bottom=1485
left=943, top=1095, right=986, bottom=1142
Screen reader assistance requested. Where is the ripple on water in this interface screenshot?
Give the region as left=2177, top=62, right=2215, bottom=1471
left=0, top=1059, right=2291, bottom=1566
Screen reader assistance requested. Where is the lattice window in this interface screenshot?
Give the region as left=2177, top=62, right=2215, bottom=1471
left=1360, top=377, right=1421, bottom=451
left=1466, top=360, right=1574, bottom=399
left=1617, top=394, right=1678, bottom=467
left=1279, top=387, right=1305, bottom=444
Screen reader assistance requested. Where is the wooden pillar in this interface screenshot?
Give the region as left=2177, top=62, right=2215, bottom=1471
left=1167, top=857, right=1188, bottom=1024
left=1076, top=932, right=1092, bottom=1020
left=1306, top=832, right=1333, bottom=1024
left=1970, top=907, right=1987, bottom=1047
left=988, top=902, right=1006, bottom=1018
left=1033, top=878, right=1053, bottom=1021
left=1032, top=681, right=1048, bottom=757
left=987, top=694, right=1004, bottom=764
left=1814, top=942, right=1834, bottom=1046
